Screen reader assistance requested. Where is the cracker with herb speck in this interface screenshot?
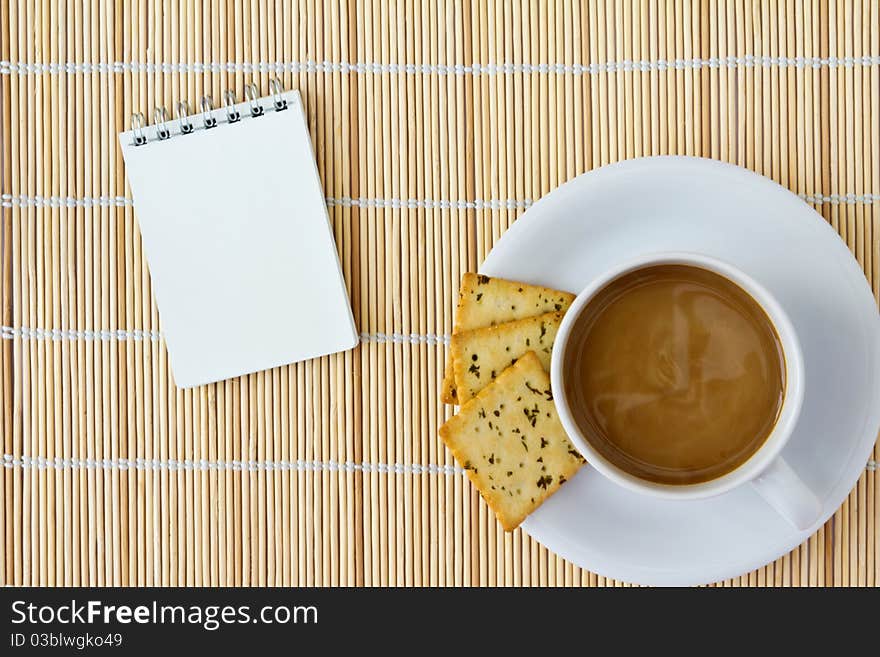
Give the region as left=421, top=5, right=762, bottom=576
left=439, top=352, right=585, bottom=531
left=451, top=311, right=564, bottom=404
left=441, top=273, right=575, bottom=404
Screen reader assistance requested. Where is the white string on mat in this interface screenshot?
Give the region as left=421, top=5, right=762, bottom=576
left=2, top=454, right=465, bottom=476
left=1, top=193, right=535, bottom=211
left=3, top=454, right=874, bottom=475
left=4, top=192, right=879, bottom=211
left=798, top=192, right=880, bottom=205
left=326, top=196, right=533, bottom=211
left=0, top=325, right=450, bottom=346
left=359, top=332, right=450, bottom=346
left=3, top=55, right=880, bottom=77
left=0, top=326, right=162, bottom=341
left=0, top=194, right=134, bottom=208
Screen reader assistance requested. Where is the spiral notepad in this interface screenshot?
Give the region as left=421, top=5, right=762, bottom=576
left=119, top=82, right=358, bottom=388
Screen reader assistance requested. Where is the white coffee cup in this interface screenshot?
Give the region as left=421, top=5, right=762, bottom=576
left=550, top=252, right=822, bottom=530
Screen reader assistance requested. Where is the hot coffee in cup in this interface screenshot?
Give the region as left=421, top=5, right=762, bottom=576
left=564, top=263, right=785, bottom=485
left=551, top=253, right=821, bottom=529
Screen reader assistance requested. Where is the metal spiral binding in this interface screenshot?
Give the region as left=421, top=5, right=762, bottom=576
left=175, top=101, right=194, bottom=134
left=131, top=112, right=147, bottom=146
left=129, top=78, right=287, bottom=146
left=152, top=107, right=171, bottom=140
left=201, top=96, right=217, bottom=129
left=270, top=78, right=288, bottom=111
left=223, top=89, right=241, bottom=123
left=245, top=84, right=264, bottom=117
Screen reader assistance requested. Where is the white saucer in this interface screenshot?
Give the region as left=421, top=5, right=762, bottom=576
left=481, top=157, right=880, bottom=586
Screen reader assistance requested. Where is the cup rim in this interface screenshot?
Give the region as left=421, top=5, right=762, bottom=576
left=550, top=251, right=805, bottom=500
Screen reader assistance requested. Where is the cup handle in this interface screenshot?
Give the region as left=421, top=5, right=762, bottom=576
left=750, top=457, right=822, bottom=531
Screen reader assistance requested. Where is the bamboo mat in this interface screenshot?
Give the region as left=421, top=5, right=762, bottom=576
left=0, top=1, right=878, bottom=587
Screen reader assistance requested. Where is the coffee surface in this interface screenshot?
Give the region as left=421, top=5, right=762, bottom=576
left=565, top=264, right=785, bottom=485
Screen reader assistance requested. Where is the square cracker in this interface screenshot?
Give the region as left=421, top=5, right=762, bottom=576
left=441, top=273, right=575, bottom=404
left=439, top=351, right=585, bottom=531
left=451, top=310, right=564, bottom=404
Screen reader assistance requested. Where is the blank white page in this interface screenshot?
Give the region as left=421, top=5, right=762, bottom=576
left=120, top=90, right=357, bottom=388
